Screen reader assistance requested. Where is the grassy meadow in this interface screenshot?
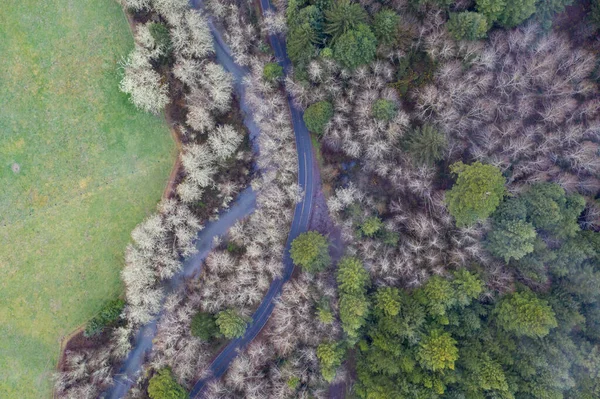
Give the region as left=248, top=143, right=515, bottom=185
left=0, top=1, right=176, bottom=397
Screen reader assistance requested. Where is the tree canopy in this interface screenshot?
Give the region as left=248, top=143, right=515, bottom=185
left=445, top=161, right=506, bottom=227
left=215, top=309, right=249, bottom=339
left=333, top=23, right=377, bottom=69
left=148, top=368, right=188, bottom=399
left=303, top=101, right=334, bottom=135
left=290, top=231, right=331, bottom=272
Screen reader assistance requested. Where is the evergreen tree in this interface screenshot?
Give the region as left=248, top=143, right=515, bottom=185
left=373, top=9, right=399, bottom=45
left=190, top=312, right=219, bottom=341
left=403, top=124, right=447, bottom=166
left=486, top=219, right=536, bottom=262
left=337, top=256, right=370, bottom=295
left=324, top=0, right=368, bottom=41
left=148, top=368, right=188, bottom=399
left=445, top=161, right=506, bottom=227
left=317, top=341, right=345, bottom=382
left=303, top=101, right=334, bottom=135
left=215, top=309, right=249, bottom=339
left=290, top=231, right=331, bottom=272
left=417, top=329, right=459, bottom=372
left=494, top=290, right=557, bottom=338
left=447, top=12, right=489, bottom=41
left=333, top=24, right=377, bottom=69
left=371, top=99, right=397, bottom=121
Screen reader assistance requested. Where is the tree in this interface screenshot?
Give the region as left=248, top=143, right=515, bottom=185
left=287, top=23, right=318, bottom=65
left=535, top=0, right=573, bottom=30
left=317, top=341, right=345, bottom=382
left=498, top=0, right=536, bottom=28
left=215, top=309, right=249, bottom=339
left=445, top=161, right=506, bottom=227
left=447, top=12, right=489, bottom=41
left=84, top=299, right=125, bottom=337
left=452, top=269, right=483, bottom=307
left=263, top=62, right=284, bottom=82
left=495, top=291, right=557, bottom=338
left=417, top=329, right=459, bottom=372
left=303, top=101, right=334, bottom=135
left=333, top=24, right=377, bottom=69
left=476, top=0, right=507, bottom=23
left=591, top=0, right=600, bottom=28
left=522, top=183, right=584, bottom=238
left=120, top=46, right=169, bottom=114
left=207, top=124, right=242, bottom=161
left=324, top=0, right=368, bottom=42
left=373, top=9, right=399, bottom=45
left=371, top=99, right=397, bottom=121
left=416, top=275, right=456, bottom=319
left=148, top=22, right=172, bottom=57
left=337, top=256, right=370, bottom=295
left=403, top=124, right=447, bottom=166
left=339, top=291, right=370, bottom=339
left=290, top=231, right=331, bottom=272
left=148, top=368, right=188, bottom=399
left=190, top=312, right=219, bottom=340
left=477, top=0, right=536, bottom=28
left=361, top=216, right=383, bottom=237
left=486, top=219, right=536, bottom=262
left=373, top=287, right=401, bottom=317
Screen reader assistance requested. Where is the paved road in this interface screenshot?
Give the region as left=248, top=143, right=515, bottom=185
left=188, top=0, right=316, bottom=397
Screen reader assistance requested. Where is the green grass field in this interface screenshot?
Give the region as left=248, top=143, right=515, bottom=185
left=0, top=1, right=176, bottom=397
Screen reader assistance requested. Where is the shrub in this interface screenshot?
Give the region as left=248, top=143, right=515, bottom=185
left=447, top=12, right=489, bottom=41
left=303, top=101, right=334, bottom=135
left=215, top=309, right=249, bottom=339
left=190, top=312, right=219, bottom=341
left=263, top=62, right=284, bottom=82
left=148, top=368, right=187, bottom=399
left=290, top=231, right=331, bottom=272
left=84, top=299, right=125, bottom=337
left=445, top=161, right=506, bottom=227
left=333, top=24, right=377, bottom=70
left=371, top=99, right=397, bottom=121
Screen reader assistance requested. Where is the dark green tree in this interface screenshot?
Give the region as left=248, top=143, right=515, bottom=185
left=290, top=231, right=331, bottom=272
left=84, top=298, right=125, bottom=337
left=495, top=290, right=557, bottom=338
left=215, top=309, right=249, bottom=339
left=303, top=101, right=334, bottom=135
left=415, top=275, right=456, bottom=320
left=476, top=0, right=507, bottom=22
left=403, top=124, right=447, bottom=166
left=324, top=0, right=368, bottom=41
left=148, top=368, right=188, bottom=399
left=373, top=9, right=399, bottom=45
left=190, top=312, right=219, bottom=341
left=445, top=161, right=506, bottom=227
left=486, top=219, right=536, bottom=262
left=373, top=287, right=402, bottom=317
left=371, top=99, right=397, bottom=121
left=447, top=12, right=489, bottom=41
left=522, top=183, right=584, bottom=238
left=477, top=0, right=536, bottom=28
left=535, top=0, right=573, bottom=30
left=149, top=23, right=172, bottom=57
left=333, top=24, right=377, bottom=69
left=287, top=23, right=318, bottom=65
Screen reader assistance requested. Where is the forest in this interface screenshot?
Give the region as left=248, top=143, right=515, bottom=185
left=54, top=0, right=600, bottom=398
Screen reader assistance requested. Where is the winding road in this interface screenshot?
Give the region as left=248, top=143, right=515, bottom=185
left=188, top=0, right=316, bottom=396
left=103, top=0, right=315, bottom=398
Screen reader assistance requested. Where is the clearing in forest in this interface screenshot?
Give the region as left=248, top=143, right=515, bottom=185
left=0, top=1, right=175, bottom=397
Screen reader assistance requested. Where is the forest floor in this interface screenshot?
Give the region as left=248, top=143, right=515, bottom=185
left=0, top=1, right=175, bottom=397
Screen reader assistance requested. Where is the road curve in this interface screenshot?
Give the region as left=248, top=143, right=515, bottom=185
left=188, top=0, right=316, bottom=397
